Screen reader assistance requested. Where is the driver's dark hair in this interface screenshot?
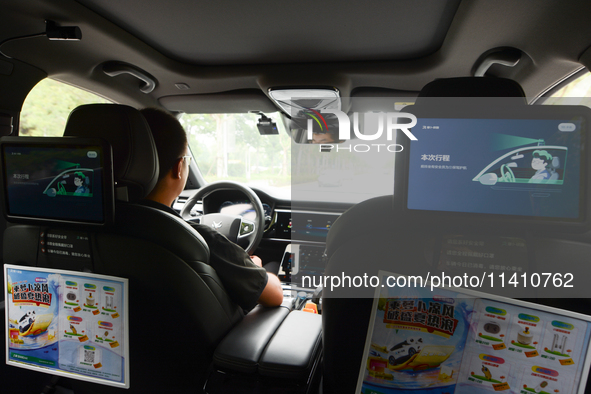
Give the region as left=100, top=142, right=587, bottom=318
left=140, top=108, right=188, bottom=181
left=533, top=149, right=555, bottom=170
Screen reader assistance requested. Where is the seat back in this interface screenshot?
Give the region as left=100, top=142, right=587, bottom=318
left=2, top=104, right=243, bottom=393
left=322, top=77, right=535, bottom=393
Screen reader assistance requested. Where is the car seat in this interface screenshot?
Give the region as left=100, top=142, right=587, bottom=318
left=323, top=78, right=591, bottom=393
left=549, top=156, right=561, bottom=180
left=2, top=104, right=244, bottom=393
left=321, top=77, right=531, bottom=394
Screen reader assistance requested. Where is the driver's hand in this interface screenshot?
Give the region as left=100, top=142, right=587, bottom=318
left=250, top=255, right=263, bottom=268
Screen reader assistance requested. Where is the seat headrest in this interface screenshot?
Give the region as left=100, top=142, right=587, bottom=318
left=64, top=104, right=159, bottom=202
left=416, top=77, right=527, bottom=103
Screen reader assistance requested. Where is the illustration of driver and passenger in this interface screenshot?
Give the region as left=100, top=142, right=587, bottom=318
left=529, top=150, right=559, bottom=183
left=43, top=169, right=93, bottom=197
left=474, top=144, right=566, bottom=187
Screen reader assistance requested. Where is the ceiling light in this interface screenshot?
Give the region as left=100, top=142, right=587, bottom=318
left=268, top=88, right=340, bottom=118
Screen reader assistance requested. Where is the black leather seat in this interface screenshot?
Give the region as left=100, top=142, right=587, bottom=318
left=3, top=104, right=244, bottom=393
left=321, top=77, right=534, bottom=394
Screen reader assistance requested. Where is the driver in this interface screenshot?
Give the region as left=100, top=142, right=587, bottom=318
left=311, top=131, right=337, bottom=144
left=139, top=107, right=283, bottom=310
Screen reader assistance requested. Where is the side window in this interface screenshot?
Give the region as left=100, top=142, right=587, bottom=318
left=542, top=71, right=591, bottom=105
left=20, top=79, right=110, bottom=136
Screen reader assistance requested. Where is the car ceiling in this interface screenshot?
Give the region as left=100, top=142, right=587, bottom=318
left=76, top=0, right=460, bottom=65
left=0, top=0, right=591, bottom=113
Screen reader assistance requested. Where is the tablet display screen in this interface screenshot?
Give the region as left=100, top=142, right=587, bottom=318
left=407, top=112, right=587, bottom=222
left=1, top=138, right=113, bottom=225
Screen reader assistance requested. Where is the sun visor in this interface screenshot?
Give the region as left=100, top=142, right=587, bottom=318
left=159, top=90, right=277, bottom=114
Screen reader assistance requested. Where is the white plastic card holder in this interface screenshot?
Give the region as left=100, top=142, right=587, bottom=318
left=5, top=264, right=130, bottom=389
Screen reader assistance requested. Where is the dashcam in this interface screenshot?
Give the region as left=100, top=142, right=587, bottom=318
left=257, top=115, right=279, bottom=135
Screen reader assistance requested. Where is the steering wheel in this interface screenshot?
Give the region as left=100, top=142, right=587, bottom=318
left=500, top=164, right=516, bottom=183
left=180, top=181, right=265, bottom=255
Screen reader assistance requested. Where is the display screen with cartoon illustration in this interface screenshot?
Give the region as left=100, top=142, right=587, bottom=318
left=357, top=271, right=591, bottom=394
left=407, top=111, right=587, bottom=221
left=4, top=265, right=129, bottom=388
left=1, top=138, right=110, bottom=224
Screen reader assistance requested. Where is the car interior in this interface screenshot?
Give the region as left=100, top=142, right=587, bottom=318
left=3, top=1, right=591, bottom=393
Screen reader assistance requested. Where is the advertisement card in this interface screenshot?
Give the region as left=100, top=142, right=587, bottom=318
left=5, top=264, right=129, bottom=388
left=357, top=271, right=591, bottom=394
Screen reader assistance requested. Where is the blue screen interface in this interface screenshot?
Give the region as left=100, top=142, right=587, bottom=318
left=407, top=117, right=584, bottom=219
left=3, top=145, right=106, bottom=223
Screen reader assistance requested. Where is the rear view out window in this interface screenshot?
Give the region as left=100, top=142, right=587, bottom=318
left=543, top=71, right=591, bottom=105
left=20, top=79, right=110, bottom=137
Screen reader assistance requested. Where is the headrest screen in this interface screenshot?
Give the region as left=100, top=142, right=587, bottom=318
left=406, top=106, right=589, bottom=226
left=1, top=137, right=114, bottom=226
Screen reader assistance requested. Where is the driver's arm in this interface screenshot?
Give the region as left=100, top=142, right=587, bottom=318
left=188, top=225, right=282, bottom=311
left=249, top=255, right=283, bottom=307
left=258, top=273, right=283, bottom=307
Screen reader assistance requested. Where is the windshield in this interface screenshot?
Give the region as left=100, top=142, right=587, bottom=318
left=180, top=113, right=291, bottom=197
left=181, top=112, right=396, bottom=203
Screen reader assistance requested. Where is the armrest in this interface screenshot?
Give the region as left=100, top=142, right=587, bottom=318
left=258, top=311, right=322, bottom=379
left=213, top=305, right=290, bottom=374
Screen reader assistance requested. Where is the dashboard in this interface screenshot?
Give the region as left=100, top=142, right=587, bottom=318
left=179, top=188, right=343, bottom=241
left=175, top=187, right=347, bottom=288
left=218, top=200, right=273, bottom=224
left=272, top=210, right=338, bottom=243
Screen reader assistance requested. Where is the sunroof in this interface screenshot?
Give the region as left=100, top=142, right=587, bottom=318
left=77, top=0, right=461, bottom=65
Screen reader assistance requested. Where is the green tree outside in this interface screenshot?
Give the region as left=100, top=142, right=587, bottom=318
left=20, top=79, right=109, bottom=137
